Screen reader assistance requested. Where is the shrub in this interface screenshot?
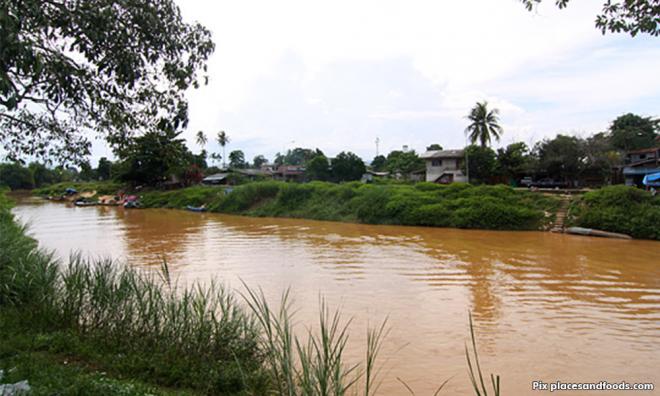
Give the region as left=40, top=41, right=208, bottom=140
left=571, top=185, right=660, bottom=240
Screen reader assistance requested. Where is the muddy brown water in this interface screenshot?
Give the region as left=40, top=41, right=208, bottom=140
left=12, top=197, right=660, bottom=395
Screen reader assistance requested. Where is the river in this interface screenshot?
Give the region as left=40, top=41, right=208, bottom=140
left=12, top=197, right=660, bottom=395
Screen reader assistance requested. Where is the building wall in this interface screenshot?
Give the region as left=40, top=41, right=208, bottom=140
left=425, top=158, right=467, bottom=183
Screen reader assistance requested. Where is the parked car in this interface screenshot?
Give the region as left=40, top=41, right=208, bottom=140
left=530, top=178, right=570, bottom=188
left=519, top=177, right=533, bottom=187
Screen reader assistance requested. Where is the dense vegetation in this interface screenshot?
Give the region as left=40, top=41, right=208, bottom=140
left=138, top=181, right=558, bottom=231
left=569, top=185, right=660, bottom=240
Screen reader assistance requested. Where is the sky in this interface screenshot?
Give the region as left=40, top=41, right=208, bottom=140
left=93, top=0, right=660, bottom=165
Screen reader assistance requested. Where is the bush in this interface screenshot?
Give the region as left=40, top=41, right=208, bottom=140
left=570, top=185, right=660, bottom=240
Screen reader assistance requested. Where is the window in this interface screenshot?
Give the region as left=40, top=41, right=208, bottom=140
left=431, top=159, right=442, bottom=167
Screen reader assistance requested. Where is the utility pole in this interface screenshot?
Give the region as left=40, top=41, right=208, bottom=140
left=375, top=137, right=380, bottom=157
left=465, top=132, right=470, bottom=183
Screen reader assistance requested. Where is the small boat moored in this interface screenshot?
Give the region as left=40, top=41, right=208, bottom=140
left=186, top=205, right=207, bottom=212
left=565, top=227, right=632, bottom=240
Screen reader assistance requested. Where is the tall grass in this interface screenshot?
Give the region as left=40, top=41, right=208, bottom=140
left=241, top=285, right=388, bottom=396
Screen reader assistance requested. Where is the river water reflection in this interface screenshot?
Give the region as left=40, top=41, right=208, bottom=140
left=12, top=197, right=660, bottom=395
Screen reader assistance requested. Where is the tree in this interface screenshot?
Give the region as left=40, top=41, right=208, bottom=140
left=608, top=113, right=659, bottom=151
left=0, top=162, right=34, bottom=190
left=582, top=132, right=620, bottom=184
left=306, top=155, right=331, bottom=181
left=276, top=148, right=323, bottom=166
left=96, top=157, right=112, bottom=181
left=385, top=150, right=424, bottom=176
left=496, top=142, right=531, bottom=182
left=252, top=155, right=268, bottom=168
left=426, top=144, right=443, bottom=151
left=371, top=155, right=387, bottom=171
left=533, top=134, right=586, bottom=183
left=520, top=0, right=660, bottom=37
left=28, top=162, right=60, bottom=187
left=78, top=160, right=96, bottom=181
left=216, top=131, right=230, bottom=168
left=196, top=131, right=208, bottom=149
left=466, top=101, right=503, bottom=147
left=228, top=150, right=246, bottom=169
left=331, top=152, right=366, bottom=182
left=117, top=129, right=189, bottom=185
left=0, top=162, right=34, bottom=189
left=0, top=0, right=214, bottom=164
left=465, top=145, right=497, bottom=184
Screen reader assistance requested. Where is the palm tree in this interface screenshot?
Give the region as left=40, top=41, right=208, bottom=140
left=195, top=131, right=208, bottom=148
left=465, top=101, right=503, bottom=147
left=216, top=130, right=230, bottom=168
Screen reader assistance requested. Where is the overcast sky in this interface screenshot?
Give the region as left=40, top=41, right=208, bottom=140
left=97, top=0, right=660, bottom=164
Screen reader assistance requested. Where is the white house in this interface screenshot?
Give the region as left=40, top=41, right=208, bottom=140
left=420, top=149, right=467, bottom=183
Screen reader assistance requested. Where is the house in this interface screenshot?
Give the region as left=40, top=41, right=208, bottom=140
left=272, top=165, right=306, bottom=182
left=233, top=168, right=272, bottom=181
left=420, top=149, right=467, bottom=184
left=622, top=147, right=660, bottom=187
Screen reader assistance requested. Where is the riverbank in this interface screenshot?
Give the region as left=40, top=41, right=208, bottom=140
left=568, top=185, right=660, bottom=240
left=36, top=180, right=561, bottom=231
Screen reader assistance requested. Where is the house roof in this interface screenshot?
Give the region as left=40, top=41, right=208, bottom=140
left=626, top=147, right=660, bottom=155
left=420, top=149, right=464, bottom=159
left=202, top=173, right=228, bottom=181
left=234, top=168, right=272, bottom=176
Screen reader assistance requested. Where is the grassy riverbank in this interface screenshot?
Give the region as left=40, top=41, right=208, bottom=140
left=569, top=185, right=660, bottom=240
left=62, top=181, right=557, bottom=231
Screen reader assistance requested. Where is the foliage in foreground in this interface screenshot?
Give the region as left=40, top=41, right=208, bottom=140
left=569, top=185, right=660, bottom=240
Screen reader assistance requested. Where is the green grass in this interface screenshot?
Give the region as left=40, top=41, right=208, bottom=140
left=568, top=185, right=660, bottom=240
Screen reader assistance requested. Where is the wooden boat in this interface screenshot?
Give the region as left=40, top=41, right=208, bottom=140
left=74, top=200, right=97, bottom=207
left=565, top=227, right=632, bottom=240
left=123, top=201, right=142, bottom=209
left=186, top=205, right=207, bottom=212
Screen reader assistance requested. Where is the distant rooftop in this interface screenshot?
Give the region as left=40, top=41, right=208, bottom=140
left=420, top=149, right=464, bottom=159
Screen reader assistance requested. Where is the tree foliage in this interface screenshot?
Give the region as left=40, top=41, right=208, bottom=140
left=426, top=144, right=443, bottom=151
left=465, top=101, right=503, bottom=147
left=229, top=150, right=246, bottom=169
left=608, top=113, right=659, bottom=151
left=370, top=155, right=387, bottom=172
left=0, top=162, right=34, bottom=189
left=116, top=130, right=190, bottom=185
left=252, top=155, right=268, bottom=168
left=533, top=134, right=586, bottom=182
left=0, top=0, right=214, bottom=164
left=465, top=145, right=497, bottom=184
left=305, top=155, right=331, bottom=181
left=521, top=0, right=660, bottom=37
left=496, top=142, right=531, bottom=181
left=275, top=147, right=324, bottom=166
left=385, top=150, right=424, bottom=176
left=331, top=151, right=365, bottom=182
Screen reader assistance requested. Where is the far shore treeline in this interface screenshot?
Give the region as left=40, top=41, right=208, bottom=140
left=1, top=112, right=659, bottom=190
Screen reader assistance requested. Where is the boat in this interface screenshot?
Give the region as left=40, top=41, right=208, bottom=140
left=74, top=200, right=97, bottom=207
left=565, top=227, right=632, bottom=240
left=123, top=200, right=142, bottom=209
left=98, top=195, right=121, bottom=206
left=186, top=205, right=207, bottom=212
left=48, top=195, right=66, bottom=201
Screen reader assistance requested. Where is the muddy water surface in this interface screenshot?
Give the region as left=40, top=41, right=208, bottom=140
left=12, top=197, right=660, bottom=395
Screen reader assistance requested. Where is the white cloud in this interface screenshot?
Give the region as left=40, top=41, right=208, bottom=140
left=123, top=0, right=660, bottom=165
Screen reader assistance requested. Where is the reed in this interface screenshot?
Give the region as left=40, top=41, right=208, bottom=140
left=241, top=285, right=388, bottom=396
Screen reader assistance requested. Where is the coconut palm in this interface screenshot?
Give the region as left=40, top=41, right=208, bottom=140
left=195, top=131, right=208, bottom=148
left=465, top=101, right=503, bottom=147
left=216, top=130, right=230, bottom=168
